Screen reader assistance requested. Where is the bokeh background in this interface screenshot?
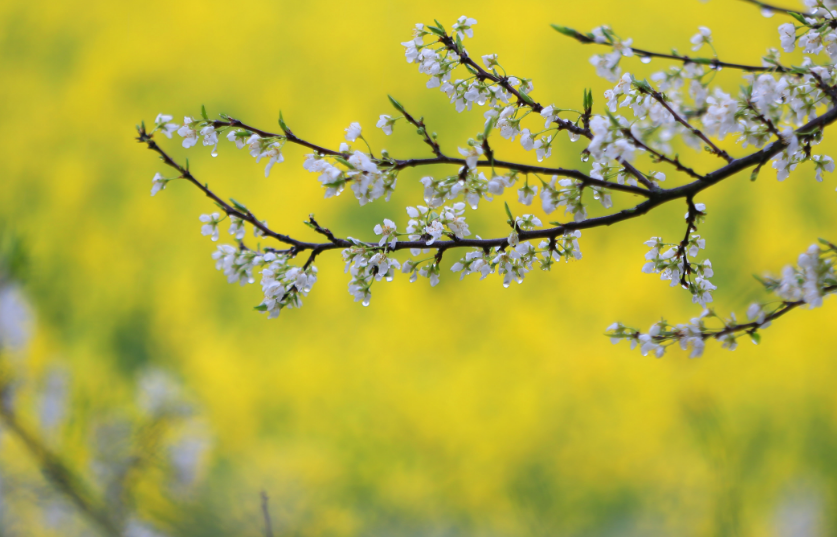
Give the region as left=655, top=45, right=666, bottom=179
left=2, top=0, right=837, bottom=535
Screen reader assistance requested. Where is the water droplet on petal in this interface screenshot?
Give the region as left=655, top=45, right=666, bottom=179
left=362, top=299, right=370, bottom=307
left=580, top=153, right=590, bottom=162
left=211, top=149, right=219, bottom=157
left=503, top=282, right=510, bottom=288
left=760, top=7, right=774, bottom=17
left=640, top=56, right=652, bottom=64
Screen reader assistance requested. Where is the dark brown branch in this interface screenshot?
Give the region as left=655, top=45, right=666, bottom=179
left=676, top=197, right=701, bottom=288
left=555, top=26, right=789, bottom=73
left=738, top=0, right=809, bottom=17
left=436, top=34, right=593, bottom=139
left=644, top=89, right=733, bottom=162
left=622, top=128, right=705, bottom=180
left=705, top=284, right=837, bottom=341
left=617, top=158, right=660, bottom=191
left=139, top=102, right=837, bottom=261
left=398, top=105, right=443, bottom=157
left=209, top=117, right=651, bottom=195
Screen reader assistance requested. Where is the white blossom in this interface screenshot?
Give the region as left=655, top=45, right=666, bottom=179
left=199, top=213, right=222, bottom=241
left=690, top=26, right=712, bottom=51
left=151, top=173, right=168, bottom=196
left=452, top=16, right=478, bottom=39
left=345, top=122, right=362, bottom=142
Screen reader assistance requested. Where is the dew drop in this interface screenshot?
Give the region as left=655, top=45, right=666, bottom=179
left=211, top=149, right=219, bottom=157
left=760, top=7, right=774, bottom=17
left=386, top=275, right=394, bottom=282
left=640, top=56, right=652, bottom=64
left=503, top=282, right=510, bottom=288
left=362, top=299, right=370, bottom=307
left=580, top=153, right=590, bottom=162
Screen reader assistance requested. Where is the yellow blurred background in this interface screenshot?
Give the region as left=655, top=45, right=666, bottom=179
left=2, top=0, right=837, bottom=535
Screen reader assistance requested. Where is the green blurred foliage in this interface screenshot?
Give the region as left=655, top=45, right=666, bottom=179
left=1, top=0, right=837, bottom=535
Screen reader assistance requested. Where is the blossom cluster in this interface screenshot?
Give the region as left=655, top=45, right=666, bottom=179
left=608, top=240, right=836, bottom=358
left=640, top=204, right=715, bottom=306
left=140, top=3, right=837, bottom=356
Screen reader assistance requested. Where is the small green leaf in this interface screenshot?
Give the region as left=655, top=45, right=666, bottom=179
left=230, top=198, right=249, bottom=212
left=334, top=156, right=353, bottom=168
left=518, top=92, right=535, bottom=105
left=433, top=19, right=445, bottom=31
left=504, top=201, right=514, bottom=223
left=201, top=104, right=208, bottom=120
left=749, top=332, right=761, bottom=345
left=278, top=111, right=289, bottom=133
left=387, top=95, right=406, bottom=114
left=550, top=24, right=578, bottom=37
left=427, top=25, right=444, bottom=36
left=254, top=304, right=268, bottom=311
left=789, top=12, right=808, bottom=26
left=483, top=117, right=494, bottom=140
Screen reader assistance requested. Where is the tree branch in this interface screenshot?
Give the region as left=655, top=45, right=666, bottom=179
left=138, top=103, right=837, bottom=261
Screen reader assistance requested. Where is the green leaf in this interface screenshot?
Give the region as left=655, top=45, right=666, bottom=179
left=254, top=304, right=268, bottom=311
left=749, top=332, right=761, bottom=345
left=201, top=104, right=208, bottom=120
left=518, top=92, right=535, bottom=105
left=278, top=111, right=289, bottom=133
left=789, top=12, right=808, bottom=26
left=387, top=95, right=406, bottom=114
left=334, top=156, right=353, bottom=168
left=427, top=25, right=444, bottom=36
left=483, top=116, right=494, bottom=140
left=550, top=24, right=578, bottom=37
left=630, top=75, right=651, bottom=93
left=230, top=198, right=249, bottom=212
left=433, top=19, right=445, bottom=31
left=504, top=201, right=514, bottom=223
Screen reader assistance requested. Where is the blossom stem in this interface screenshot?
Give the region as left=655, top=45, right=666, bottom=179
left=737, top=0, right=809, bottom=17
left=437, top=34, right=593, bottom=139
left=644, top=88, right=733, bottom=162
left=702, top=284, right=837, bottom=341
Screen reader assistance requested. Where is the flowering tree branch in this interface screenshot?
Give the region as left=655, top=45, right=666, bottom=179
left=139, top=2, right=837, bottom=356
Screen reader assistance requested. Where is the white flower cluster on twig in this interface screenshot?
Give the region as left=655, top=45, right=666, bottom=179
left=138, top=1, right=837, bottom=355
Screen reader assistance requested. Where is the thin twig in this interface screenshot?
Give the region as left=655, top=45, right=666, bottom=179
left=622, top=128, right=705, bottom=180
left=704, top=284, right=837, bottom=340
left=0, top=398, right=122, bottom=537
left=737, top=0, right=809, bottom=17
left=645, top=89, right=733, bottom=162
left=261, top=491, right=274, bottom=537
